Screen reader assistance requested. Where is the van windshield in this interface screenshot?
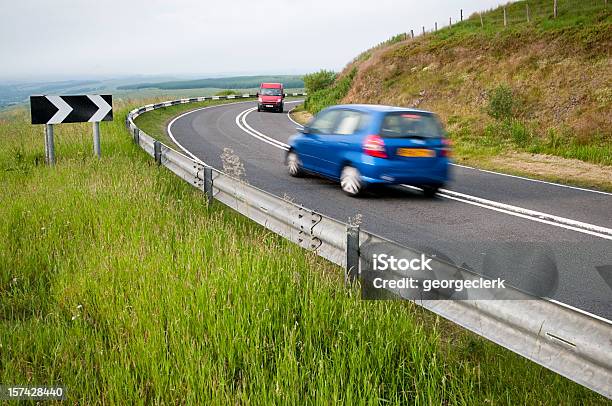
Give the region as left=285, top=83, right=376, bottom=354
left=260, top=88, right=282, bottom=96
left=380, top=112, right=444, bottom=138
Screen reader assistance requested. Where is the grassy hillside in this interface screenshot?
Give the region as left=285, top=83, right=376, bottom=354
left=303, top=0, right=611, bottom=182
left=0, top=99, right=606, bottom=403
left=119, top=75, right=304, bottom=90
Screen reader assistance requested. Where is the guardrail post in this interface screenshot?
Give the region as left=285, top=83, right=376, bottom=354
left=204, top=166, right=213, bottom=205
left=154, top=140, right=161, bottom=165
left=133, top=128, right=139, bottom=145
left=345, top=225, right=360, bottom=284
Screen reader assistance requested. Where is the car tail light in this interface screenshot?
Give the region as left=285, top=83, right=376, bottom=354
left=440, top=138, right=452, bottom=157
left=363, top=135, right=387, bottom=158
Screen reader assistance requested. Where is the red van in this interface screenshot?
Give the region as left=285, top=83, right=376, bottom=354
left=257, top=83, right=284, bottom=112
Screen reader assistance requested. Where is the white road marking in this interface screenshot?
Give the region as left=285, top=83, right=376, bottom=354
left=547, top=299, right=612, bottom=326
left=236, top=107, right=290, bottom=150
left=439, top=188, right=612, bottom=238
left=451, top=162, right=612, bottom=196
left=235, top=100, right=302, bottom=151
left=286, top=105, right=304, bottom=128
left=167, top=100, right=255, bottom=165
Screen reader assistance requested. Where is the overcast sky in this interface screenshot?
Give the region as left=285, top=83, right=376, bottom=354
left=1, top=0, right=505, bottom=81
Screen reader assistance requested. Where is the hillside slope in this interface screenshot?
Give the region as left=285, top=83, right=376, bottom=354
left=304, top=0, right=611, bottom=187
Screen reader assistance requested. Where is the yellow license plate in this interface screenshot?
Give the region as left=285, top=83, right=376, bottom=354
left=397, top=148, right=435, bottom=158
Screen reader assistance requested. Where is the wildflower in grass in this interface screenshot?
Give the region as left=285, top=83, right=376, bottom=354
left=348, top=213, right=363, bottom=227
left=220, top=147, right=246, bottom=180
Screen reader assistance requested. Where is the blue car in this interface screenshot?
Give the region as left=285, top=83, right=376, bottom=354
left=286, top=104, right=452, bottom=197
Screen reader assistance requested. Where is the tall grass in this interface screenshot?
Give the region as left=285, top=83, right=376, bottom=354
left=0, top=101, right=606, bottom=403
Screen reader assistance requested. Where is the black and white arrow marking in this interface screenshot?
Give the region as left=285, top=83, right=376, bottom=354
left=30, top=95, right=113, bottom=125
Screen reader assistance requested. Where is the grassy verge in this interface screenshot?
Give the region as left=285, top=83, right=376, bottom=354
left=0, top=100, right=607, bottom=403
left=288, top=104, right=313, bottom=126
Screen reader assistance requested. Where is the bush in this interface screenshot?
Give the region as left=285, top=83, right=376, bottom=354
left=487, top=85, right=515, bottom=120
left=303, top=70, right=337, bottom=94
left=304, top=69, right=357, bottom=114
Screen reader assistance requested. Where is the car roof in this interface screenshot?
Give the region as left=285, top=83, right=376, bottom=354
left=260, top=83, right=283, bottom=88
left=330, top=104, right=433, bottom=114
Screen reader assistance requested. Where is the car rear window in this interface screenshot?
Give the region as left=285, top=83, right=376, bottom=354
left=380, top=112, right=444, bottom=138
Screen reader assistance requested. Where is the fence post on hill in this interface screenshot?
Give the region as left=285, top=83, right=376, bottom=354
left=554, top=0, right=558, bottom=17
left=449, top=17, right=452, bottom=26
left=480, top=12, right=484, bottom=28
left=422, top=26, right=425, bottom=35
left=526, top=3, right=531, bottom=22
left=411, top=29, right=414, bottom=38
left=461, top=9, right=463, bottom=21
left=503, top=7, right=508, bottom=27
left=435, top=22, right=438, bottom=31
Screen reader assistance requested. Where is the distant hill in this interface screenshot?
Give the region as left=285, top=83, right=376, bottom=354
left=118, top=75, right=304, bottom=90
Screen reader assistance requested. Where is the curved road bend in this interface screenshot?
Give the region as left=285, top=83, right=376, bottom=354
left=169, top=100, right=612, bottom=320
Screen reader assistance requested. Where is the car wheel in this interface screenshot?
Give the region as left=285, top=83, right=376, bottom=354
left=421, top=185, right=440, bottom=197
left=287, top=151, right=303, bottom=177
left=340, top=166, right=364, bottom=197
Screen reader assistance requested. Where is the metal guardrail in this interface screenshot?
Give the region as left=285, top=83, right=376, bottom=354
left=126, top=95, right=612, bottom=399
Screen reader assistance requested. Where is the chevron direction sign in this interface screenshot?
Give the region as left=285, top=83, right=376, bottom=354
left=30, top=95, right=113, bottom=125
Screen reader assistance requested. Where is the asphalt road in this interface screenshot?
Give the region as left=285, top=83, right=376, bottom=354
left=169, top=100, right=612, bottom=320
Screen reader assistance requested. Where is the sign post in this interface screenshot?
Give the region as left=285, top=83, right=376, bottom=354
left=30, top=94, right=113, bottom=164
left=45, top=124, right=55, bottom=165
left=93, top=121, right=101, bottom=158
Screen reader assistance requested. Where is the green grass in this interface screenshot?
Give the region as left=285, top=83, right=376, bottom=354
left=0, top=100, right=608, bottom=403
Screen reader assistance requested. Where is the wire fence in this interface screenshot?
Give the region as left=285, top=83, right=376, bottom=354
left=353, top=0, right=609, bottom=63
